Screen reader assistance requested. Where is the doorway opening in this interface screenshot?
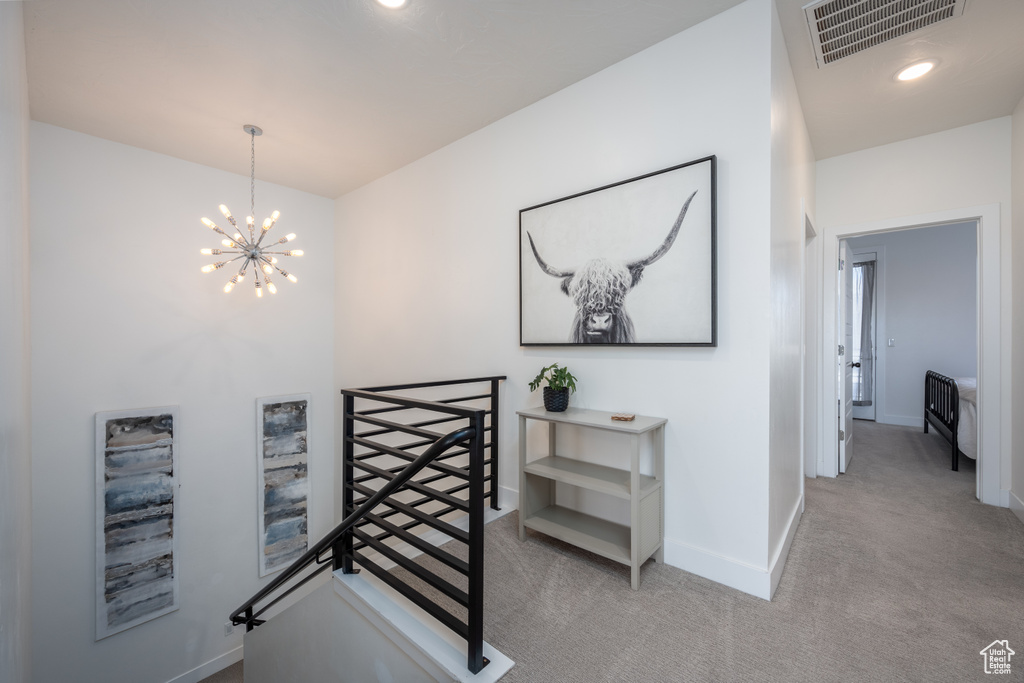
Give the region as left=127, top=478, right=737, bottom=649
left=819, top=204, right=1001, bottom=506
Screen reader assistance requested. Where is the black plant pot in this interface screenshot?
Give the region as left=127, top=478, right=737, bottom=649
left=543, top=386, right=570, bottom=412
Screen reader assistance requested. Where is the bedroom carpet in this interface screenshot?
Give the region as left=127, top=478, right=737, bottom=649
left=202, top=420, right=1023, bottom=682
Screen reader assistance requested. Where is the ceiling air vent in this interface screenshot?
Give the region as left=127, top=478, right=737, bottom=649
left=804, top=0, right=967, bottom=67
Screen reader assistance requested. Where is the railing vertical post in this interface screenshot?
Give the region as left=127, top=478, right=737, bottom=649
left=489, top=377, right=500, bottom=511
left=467, top=409, right=486, bottom=674
left=338, top=393, right=357, bottom=574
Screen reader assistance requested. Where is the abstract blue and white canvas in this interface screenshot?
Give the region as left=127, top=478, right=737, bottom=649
left=257, top=395, right=310, bottom=576
left=95, top=406, right=179, bottom=640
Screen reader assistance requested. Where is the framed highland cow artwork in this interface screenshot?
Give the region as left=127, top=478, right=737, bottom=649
left=520, top=156, right=716, bottom=346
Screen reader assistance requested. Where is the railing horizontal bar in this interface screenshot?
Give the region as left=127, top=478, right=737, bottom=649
left=351, top=437, right=470, bottom=480
left=356, top=375, right=506, bottom=393
left=356, top=414, right=465, bottom=436
left=353, top=460, right=470, bottom=512
left=349, top=430, right=494, bottom=463
left=248, top=561, right=333, bottom=622
left=352, top=552, right=469, bottom=639
left=353, top=437, right=434, bottom=459
left=342, top=389, right=480, bottom=418
left=353, top=528, right=469, bottom=607
left=353, top=468, right=452, bottom=489
left=352, top=460, right=461, bottom=491
left=350, top=481, right=469, bottom=542
left=351, top=512, right=470, bottom=565
left=353, top=470, right=493, bottom=506
left=354, top=473, right=492, bottom=513
left=347, top=412, right=447, bottom=441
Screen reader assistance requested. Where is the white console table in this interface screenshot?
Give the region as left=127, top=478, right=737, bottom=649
left=517, top=406, right=666, bottom=589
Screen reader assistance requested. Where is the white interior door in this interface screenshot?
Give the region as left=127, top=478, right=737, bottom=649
left=838, top=240, right=854, bottom=473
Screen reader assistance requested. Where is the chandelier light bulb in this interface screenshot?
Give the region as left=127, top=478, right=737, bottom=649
left=255, top=281, right=263, bottom=298
left=222, top=239, right=236, bottom=248
left=287, top=250, right=303, bottom=257
left=200, top=248, right=214, bottom=255
left=267, top=280, right=277, bottom=295
left=201, top=217, right=216, bottom=229
left=218, top=205, right=237, bottom=227
left=262, top=263, right=273, bottom=274
left=287, top=273, right=297, bottom=284
left=224, top=281, right=235, bottom=293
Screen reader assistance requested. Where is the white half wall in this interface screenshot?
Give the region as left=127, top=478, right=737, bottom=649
left=848, top=223, right=977, bottom=427
left=0, top=4, right=33, bottom=683
left=336, top=0, right=778, bottom=596
left=768, top=0, right=814, bottom=591
left=29, top=123, right=336, bottom=683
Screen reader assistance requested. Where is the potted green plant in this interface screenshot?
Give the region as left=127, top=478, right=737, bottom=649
left=529, top=363, right=578, bottom=412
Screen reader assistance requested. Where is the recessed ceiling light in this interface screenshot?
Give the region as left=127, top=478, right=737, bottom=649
left=376, top=0, right=407, bottom=7
left=896, top=61, right=935, bottom=81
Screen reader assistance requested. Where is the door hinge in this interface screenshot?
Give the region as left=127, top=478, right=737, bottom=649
left=838, top=344, right=845, bottom=356
left=838, top=429, right=845, bottom=441
left=839, top=258, right=845, bottom=270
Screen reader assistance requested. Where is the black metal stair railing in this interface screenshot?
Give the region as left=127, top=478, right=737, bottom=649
left=229, top=376, right=504, bottom=675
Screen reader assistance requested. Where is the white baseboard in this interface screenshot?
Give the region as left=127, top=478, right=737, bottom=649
left=166, top=646, right=243, bottom=683
left=1009, top=490, right=1024, bottom=525
left=769, top=495, right=803, bottom=599
left=496, top=484, right=517, bottom=512
left=661, top=494, right=803, bottom=602
left=663, top=538, right=771, bottom=601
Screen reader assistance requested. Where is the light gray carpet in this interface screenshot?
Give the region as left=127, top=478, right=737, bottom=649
left=472, top=421, right=1024, bottom=682
left=205, top=421, right=1024, bottom=682
left=198, top=661, right=242, bottom=683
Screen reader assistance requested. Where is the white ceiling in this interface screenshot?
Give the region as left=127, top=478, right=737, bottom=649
left=23, top=0, right=1024, bottom=198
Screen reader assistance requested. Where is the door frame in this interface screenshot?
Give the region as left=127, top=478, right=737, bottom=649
left=818, top=204, right=1002, bottom=506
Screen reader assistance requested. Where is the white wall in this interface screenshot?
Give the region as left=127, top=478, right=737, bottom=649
left=29, top=123, right=335, bottom=683
left=767, top=0, right=814, bottom=593
left=1012, top=97, right=1024, bottom=521
left=0, top=4, right=33, bottom=683
left=337, top=0, right=782, bottom=598
left=817, top=117, right=1011, bottom=496
left=848, top=223, right=977, bottom=427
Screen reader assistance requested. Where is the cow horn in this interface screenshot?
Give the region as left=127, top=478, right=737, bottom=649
left=627, top=190, right=698, bottom=270
left=527, top=232, right=574, bottom=278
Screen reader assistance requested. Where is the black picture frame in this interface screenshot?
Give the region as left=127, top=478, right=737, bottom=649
left=520, top=155, right=717, bottom=347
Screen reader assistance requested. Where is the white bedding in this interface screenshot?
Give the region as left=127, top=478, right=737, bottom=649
left=954, top=377, right=977, bottom=460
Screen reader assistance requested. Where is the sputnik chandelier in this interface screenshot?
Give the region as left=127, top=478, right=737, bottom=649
left=199, top=125, right=302, bottom=297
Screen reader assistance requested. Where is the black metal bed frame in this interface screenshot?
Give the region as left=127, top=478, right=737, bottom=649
left=230, top=376, right=504, bottom=675
left=924, top=370, right=962, bottom=471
